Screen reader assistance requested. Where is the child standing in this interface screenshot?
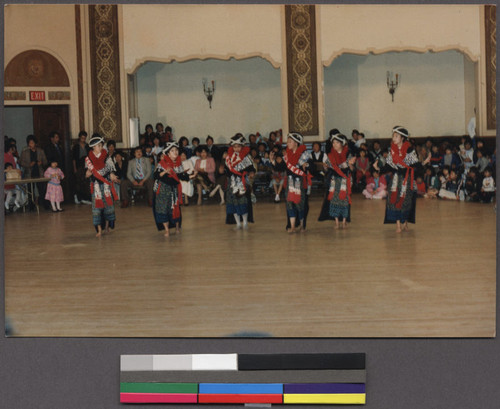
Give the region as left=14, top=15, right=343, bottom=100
left=44, top=161, right=65, bottom=212
left=480, top=167, right=496, bottom=203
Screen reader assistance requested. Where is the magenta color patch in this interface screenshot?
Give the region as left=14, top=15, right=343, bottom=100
left=120, top=393, right=198, bottom=403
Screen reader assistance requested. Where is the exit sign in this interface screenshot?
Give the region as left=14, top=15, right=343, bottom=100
left=29, top=91, right=45, bottom=101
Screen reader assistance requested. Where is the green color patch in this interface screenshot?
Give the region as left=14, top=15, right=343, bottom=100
left=120, top=382, right=198, bottom=394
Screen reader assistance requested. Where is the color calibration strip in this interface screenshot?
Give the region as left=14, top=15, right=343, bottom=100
left=120, top=353, right=366, bottom=405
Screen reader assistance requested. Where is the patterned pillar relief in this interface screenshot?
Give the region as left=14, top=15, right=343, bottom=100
left=484, top=5, right=496, bottom=130
left=285, top=5, right=319, bottom=136
left=89, top=5, right=123, bottom=142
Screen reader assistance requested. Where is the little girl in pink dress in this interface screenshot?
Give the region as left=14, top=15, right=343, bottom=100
left=44, top=161, right=65, bottom=212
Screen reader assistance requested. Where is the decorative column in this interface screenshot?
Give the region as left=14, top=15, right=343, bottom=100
left=484, top=5, right=496, bottom=130
left=285, top=5, right=319, bottom=136
left=88, top=5, right=123, bottom=141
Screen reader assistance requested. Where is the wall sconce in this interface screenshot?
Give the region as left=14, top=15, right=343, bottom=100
left=202, top=78, right=216, bottom=109
left=386, top=71, right=399, bottom=102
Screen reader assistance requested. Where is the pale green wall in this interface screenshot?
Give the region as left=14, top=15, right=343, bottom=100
left=325, top=50, right=470, bottom=139
left=136, top=58, right=282, bottom=144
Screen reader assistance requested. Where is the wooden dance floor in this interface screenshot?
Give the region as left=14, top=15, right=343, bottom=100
left=4, top=194, right=496, bottom=337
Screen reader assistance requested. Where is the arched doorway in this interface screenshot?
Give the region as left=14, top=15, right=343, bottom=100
left=4, top=49, right=72, bottom=200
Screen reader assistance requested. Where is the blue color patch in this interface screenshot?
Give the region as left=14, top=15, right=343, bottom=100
left=199, top=383, right=283, bottom=394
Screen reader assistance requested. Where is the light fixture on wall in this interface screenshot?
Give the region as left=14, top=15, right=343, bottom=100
left=386, top=71, right=399, bottom=102
left=202, top=78, right=216, bottom=109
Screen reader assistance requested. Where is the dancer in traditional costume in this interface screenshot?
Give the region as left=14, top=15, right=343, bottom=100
left=225, top=134, right=255, bottom=229
left=318, top=132, right=356, bottom=229
left=374, top=126, right=430, bottom=233
left=271, top=132, right=312, bottom=233
left=85, top=134, right=119, bottom=237
left=153, top=142, right=192, bottom=236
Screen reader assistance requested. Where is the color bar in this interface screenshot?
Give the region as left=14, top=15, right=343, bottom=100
left=284, top=383, right=365, bottom=394
left=192, top=354, right=238, bottom=370
left=153, top=354, right=192, bottom=371
left=284, top=393, right=366, bottom=404
left=120, top=369, right=367, bottom=384
left=199, top=383, right=283, bottom=394
left=120, top=382, right=198, bottom=394
left=120, top=355, right=154, bottom=371
left=120, top=393, right=198, bottom=403
left=199, top=394, right=283, bottom=404
left=238, top=354, right=365, bottom=370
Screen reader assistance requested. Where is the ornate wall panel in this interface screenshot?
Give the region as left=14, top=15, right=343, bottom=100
left=49, top=91, right=71, bottom=101
left=285, top=5, right=319, bottom=136
left=4, top=91, right=26, bottom=101
left=75, top=5, right=85, bottom=131
left=5, top=50, right=70, bottom=87
left=89, top=5, right=123, bottom=142
left=485, top=5, right=496, bottom=130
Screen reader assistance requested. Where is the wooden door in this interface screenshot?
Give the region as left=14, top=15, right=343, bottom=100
left=33, top=105, right=71, bottom=201
left=32, top=105, right=71, bottom=172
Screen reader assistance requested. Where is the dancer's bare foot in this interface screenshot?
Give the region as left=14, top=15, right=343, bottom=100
left=396, top=221, right=402, bottom=233
left=334, top=220, right=340, bottom=230
left=287, top=227, right=296, bottom=234
left=402, top=222, right=409, bottom=231
left=176, top=227, right=181, bottom=234
left=342, top=221, right=347, bottom=229
left=95, top=226, right=102, bottom=237
left=164, top=230, right=170, bottom=237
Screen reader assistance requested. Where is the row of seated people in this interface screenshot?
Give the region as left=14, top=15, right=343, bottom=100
left=107, top=131, right=496, bottom=208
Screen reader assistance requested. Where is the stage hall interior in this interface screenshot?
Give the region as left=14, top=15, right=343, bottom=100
left=2, top=4, right=497, bottom=337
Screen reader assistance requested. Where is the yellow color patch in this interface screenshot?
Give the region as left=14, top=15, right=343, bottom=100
left=284, top=393, right=366, bottom=404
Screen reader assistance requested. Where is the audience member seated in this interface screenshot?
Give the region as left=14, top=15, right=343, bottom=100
left=310, top=142, right=326, bottom=183
left=142, top=124, right=155, bottom=146
left=266, top=131, right=279, bottom=150
left=4, top=163, right=23, bottom=212
left=440, top=146, right=461, bottom=171
left=415, top=174, right=427, bottom=197
left=206, top=135, right=221, bottom=161
left=464, top=166, right=481, bottom=202
left=144, top=144, right=155, bottom=169
left=209, top=150, right=227, bottom=205
left=178, top=137, right=192, bottom=158
left=194, top=146, right=216, bottom=205
left=189, top=137, right=200, bottom=152
left=252, top=154, right=272, bottom=195
left=164, top=126, right=174, bottom=143
left=474, top=149, right=490, bottom=173
left=112, top=150, right=127, bottom=200
left=151, top=135, right=164, bottom=166
left=355, top=148, right=371, bottom=189
left=417, top=145, right=429, bottom=163
left=155, top=122, right=165, bottom=142
left=362, top=169, right=387, bottom=199
left=429, top=144, right=443, bottom=170
left=369, top=140, right=383, bottom=164
left=423, top=166, right=439, bottom=199
left=120, top=146, right=154, bottom=207
left=438, top=168, right=464, bottom=200
left=248, top=133, right=258, bottom=151
left=460, top=138, right=475, bottom=173
left=257, top=142, right=268, bottom=159
left=179, top=151, right=197, bottom=206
